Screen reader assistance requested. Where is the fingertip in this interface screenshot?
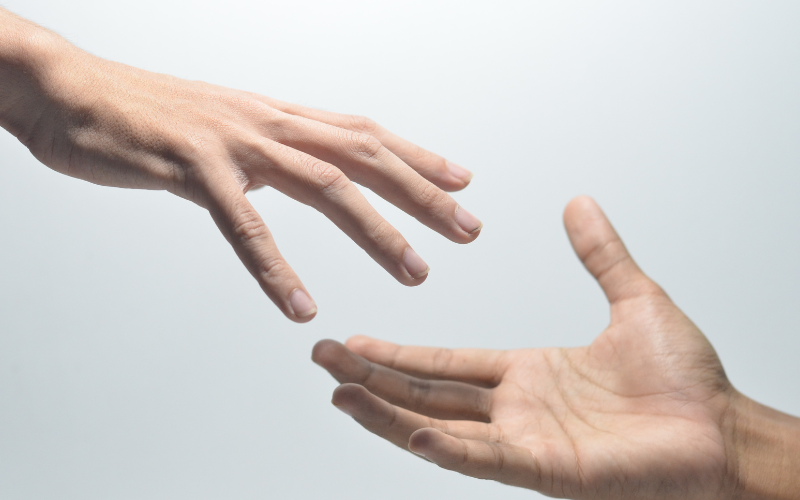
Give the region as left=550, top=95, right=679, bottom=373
left=568, top=194, right=597, bottom=207
left=455, top=206, right=483, bottom=242
left=344, top=335, right=373, bottom=351
left=428, top=162, right=471, bottom=192
left=439, top=180, right=471, bottom=193
left=345, top=335, right=381, bottom=358
left=313, top=339, right=372, bottom=383
left=345, top=335, right=393, bottom=358
left=403, top=273, right=429, bottom=287
left=408, top=428, right=447, bottom=458
left=446, top=160, right=474, bottom=187
left=289, top=313, right=316, bottom=324
left=563, top=195, right=611, bottom=252
left=436, top=176, right=472, bottom=193
left=406, top=156, right=473, bottom=192
left=311, top=339, right=343, bottom=366
left=331, top=383, right=370, bottom=410
left=401, top=247, right=430, bottom=284
left=564, top=194, right=597, bottom=221
left=288, top=288, right=317, bottom=323
left=563, top=195, right=599, bottom=228
left=345, top=336, right=401, bottom=368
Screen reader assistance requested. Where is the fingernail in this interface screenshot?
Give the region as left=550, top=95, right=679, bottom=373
left=402, top=247, right=429, bottom=279
left=289, top=289, right=317, bottom=318
left=409, top=445, right=432, bottom=461
left=455, top=206, right=482, bottom=234
left=446, top=160, right=473, bottom=183
left=333, top=403, right=353, bottom=417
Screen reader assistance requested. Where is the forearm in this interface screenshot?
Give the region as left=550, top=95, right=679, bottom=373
left=0, top=8, right=68, bottom=139
left=733, top=393, right=800, bottom=499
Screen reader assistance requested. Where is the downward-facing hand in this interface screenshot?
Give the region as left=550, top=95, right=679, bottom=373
left=0, top=8, right=481, bottom=322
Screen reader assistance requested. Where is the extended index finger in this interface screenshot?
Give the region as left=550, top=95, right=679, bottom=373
left=202, top=170, right=317, bottom=322
left=345, top=336, right=507, bottom=387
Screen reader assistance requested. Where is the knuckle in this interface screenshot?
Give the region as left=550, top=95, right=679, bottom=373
left=231, top=209, right=269, bottom=244
left=488, top=423, right=504, bottom=443
left=491, top=445, right=506, bottom=475
left=385, top=405, right=399, bottom=428
left=475, top=388, right=492, bottom=418
left=236, top=136, right=277, bottom=178
left=306, top=159, right=348, bottom=196
left=346, top=114, right=379, bottom=135
left=364, top=217, right=400, bottom=248
left=224, top=93, right=261, bottom=114
left=257, top=106, right=290, bottom=130
left=415, top=181, right=448, bottom=211
left=406, top=379, right=432, bottom=411
left=359, top=362, right=377, bottom=386
left=460, top=440, right=470, bottom=465
left=586, top=241, right=627, bottom=279
left=345, top=131, right=384, bottom=161
left=256, top=255, right=290, bottom=284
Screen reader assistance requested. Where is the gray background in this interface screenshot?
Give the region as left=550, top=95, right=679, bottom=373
left=1, top=1, right=798, bottom=498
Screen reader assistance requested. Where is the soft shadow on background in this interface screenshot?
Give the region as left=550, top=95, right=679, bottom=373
left=1, top=1, right=798, bottom=498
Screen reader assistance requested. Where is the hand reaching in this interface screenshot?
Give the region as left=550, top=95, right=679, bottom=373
left=313, top=196, right=800, bottom=499
left=0, top=9, right=481, bottom=322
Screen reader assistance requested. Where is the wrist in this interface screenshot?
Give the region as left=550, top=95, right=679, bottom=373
left=0, top=8, right=76, bottom=139
left=729, top=391, right=800, bottom=499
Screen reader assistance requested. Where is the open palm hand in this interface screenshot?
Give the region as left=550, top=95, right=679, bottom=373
left=313, top=196, right=742, bottom=499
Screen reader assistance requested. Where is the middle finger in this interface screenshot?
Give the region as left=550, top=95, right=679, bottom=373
left=263, top=112, right=483, bottom=243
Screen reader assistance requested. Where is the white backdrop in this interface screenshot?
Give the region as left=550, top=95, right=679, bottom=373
left=1, top=1, right=798, bottom=498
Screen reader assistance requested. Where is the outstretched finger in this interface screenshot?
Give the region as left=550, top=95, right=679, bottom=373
left=204, top=172, right=317, bottom=322
left=240, top=139, right=430, bottom=286
left=563, top=196, right=663, bottom=305
left=345, top=335, right=507, bottom=387
left=313, top=340, right=492, bottom=422
left=408, top=428, right=545, bottom=492
left=331, top=384, right=496, bottom=450
left=260, top=112, right=481, bottom=243
left=254, top=96, right=473, bottom=192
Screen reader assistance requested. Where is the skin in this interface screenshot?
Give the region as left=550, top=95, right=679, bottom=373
left=313, top=196, right=800, bottom=499
left=0, top=8, right=482, bottom=322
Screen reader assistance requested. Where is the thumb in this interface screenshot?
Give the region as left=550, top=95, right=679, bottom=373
left=563, top=196, right=659, bottom=305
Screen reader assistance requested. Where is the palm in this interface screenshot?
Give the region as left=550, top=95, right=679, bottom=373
left=491, top=293, right=734, bottom=497
left=313, top=197, right=739, bottom=499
